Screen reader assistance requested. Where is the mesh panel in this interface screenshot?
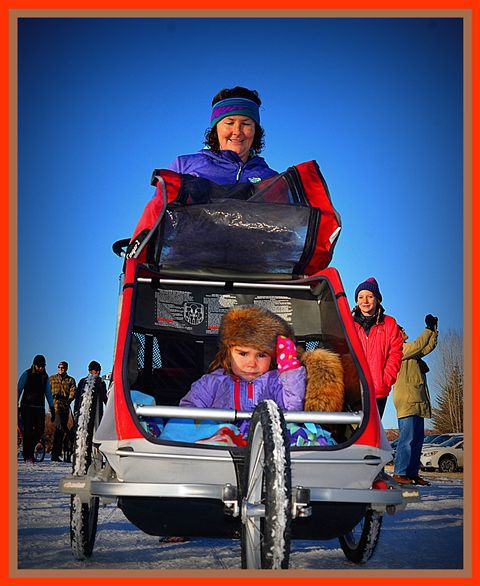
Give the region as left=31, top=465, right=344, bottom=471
left=305, top=340, right=320, bottom=351
left=132, top=332, right=145, bottom=368
left=132, top=332, right=163, bottom=369
left=152, top=337, right=162, bottom=368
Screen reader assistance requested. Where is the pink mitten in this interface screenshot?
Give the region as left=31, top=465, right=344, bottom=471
left=276, top=335, right=300, bottom=372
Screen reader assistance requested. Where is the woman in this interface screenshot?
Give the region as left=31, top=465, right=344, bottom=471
left=352, top=277, right=403, bottom=418
left=169, top=86, right=278, bottom=184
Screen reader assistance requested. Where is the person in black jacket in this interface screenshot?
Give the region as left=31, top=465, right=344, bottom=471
left=17, top=354, right=55, bottom=463
left=73, top=360, right=108, bottom=420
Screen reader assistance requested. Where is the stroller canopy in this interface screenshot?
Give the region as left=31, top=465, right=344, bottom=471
left=128, top=160, right=341, bottom=277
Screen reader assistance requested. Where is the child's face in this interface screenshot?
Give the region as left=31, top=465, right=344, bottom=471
left=230, top=345, right=272, bottom=382
left=357, top=290, right=378, bottom=316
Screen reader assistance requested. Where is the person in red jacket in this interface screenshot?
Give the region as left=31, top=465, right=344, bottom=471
left=352, top=277, right=403, bottom=418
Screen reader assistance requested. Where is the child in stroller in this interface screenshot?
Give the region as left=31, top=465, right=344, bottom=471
left=160, top=305, right=342, bottom=448
left=180, top=306, right=304, bottom=419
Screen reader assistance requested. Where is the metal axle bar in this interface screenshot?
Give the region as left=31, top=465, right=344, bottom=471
left=134, top=404, right=363, bottom=425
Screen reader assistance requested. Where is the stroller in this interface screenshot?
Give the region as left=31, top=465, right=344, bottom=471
left=60, top=161, right=419, bottom=568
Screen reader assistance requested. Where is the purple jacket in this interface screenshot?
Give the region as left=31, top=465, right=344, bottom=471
left=169, top=149, right=278, bottom=185
left=179, top=367, right=306, bottom=412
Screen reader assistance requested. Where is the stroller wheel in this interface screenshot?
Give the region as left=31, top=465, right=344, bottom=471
left=241, top=400, right=292, bottom=569
left=339, top=508, right=383, bottom=564
left=70, top=493, right=100, bottom=559
left=70, top=374, right=103, bottom=560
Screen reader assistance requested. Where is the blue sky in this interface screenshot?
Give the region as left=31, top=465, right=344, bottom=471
left=17, top=16, right=463, bottom=429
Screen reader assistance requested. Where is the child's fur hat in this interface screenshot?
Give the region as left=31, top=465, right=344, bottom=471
left=219, top=305, right=294, bottom=353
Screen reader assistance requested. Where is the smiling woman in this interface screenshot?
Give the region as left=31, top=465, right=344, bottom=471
left=169, top=86, right=278, bottom=184
left=215, top=116, right=256, bottom=162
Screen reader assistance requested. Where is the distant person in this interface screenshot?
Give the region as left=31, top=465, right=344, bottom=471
left=169, top=86, right=278, bottom=184
left=17, top=354, right=54, bottom=464
left=49, top=361, right=76, bottom=462
left=73, top=360, right=108, bottom=420
left=352, top=277, right=403, bottom=418
left=392, top=315, right=438, bottom=486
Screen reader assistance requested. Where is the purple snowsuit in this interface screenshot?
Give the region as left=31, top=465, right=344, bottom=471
left=169, top=149, right=277, bottom=185
left=180, top=367, right=306, bottom=417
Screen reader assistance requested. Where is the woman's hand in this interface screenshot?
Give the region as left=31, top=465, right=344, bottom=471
left=276, top=336, right=300, bottom=372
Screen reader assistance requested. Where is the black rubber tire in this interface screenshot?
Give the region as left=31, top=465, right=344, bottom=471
left=438, top=455, right=457, bottom=473
left=70, top=374, right=103, bottom=560
left=34, top=439, right=46, bottom=462
left=241, top=400, right=292, bottom=569
left=339, top=508, right=383, bottom=564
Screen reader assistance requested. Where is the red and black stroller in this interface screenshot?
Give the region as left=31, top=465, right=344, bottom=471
left=60, top=161, right=418, bottom=568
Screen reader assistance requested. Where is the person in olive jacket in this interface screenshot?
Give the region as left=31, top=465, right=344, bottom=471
left=49, top=361, right=76, bottom=462
left=392, top=315, right=438, bottom=486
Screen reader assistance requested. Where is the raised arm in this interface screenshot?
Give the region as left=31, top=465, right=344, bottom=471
left=402, top=328, right=438, bottom=360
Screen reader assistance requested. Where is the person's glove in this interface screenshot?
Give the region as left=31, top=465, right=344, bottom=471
left=276, top=336, right=301, bottom=372
left=425, top=314, right=438, bottom=331
left=50, top=406, right=55, bottom=423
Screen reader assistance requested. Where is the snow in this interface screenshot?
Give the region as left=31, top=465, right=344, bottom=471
left=16, top=457, right=464, bottom=571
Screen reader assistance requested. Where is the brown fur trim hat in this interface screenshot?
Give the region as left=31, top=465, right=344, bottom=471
left=219, top=305, right=294, bottom=354
left=301, top=348, right=345, bottom=413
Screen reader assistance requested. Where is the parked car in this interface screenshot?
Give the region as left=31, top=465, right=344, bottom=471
left=420, top=436, right=464, bottom=472
left=423, top=433, right=463, bottom=447
left=388, top=438, right=399, bottom=463
left=422, top=434, right=440, bottom=445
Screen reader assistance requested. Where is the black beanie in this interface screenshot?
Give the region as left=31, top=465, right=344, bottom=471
left=88, top=360, right=101, bottom=372
left=33, top=354, right=46, bottom=367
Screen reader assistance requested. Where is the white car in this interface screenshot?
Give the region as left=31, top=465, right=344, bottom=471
left=420, top=436, right=464, bottom=472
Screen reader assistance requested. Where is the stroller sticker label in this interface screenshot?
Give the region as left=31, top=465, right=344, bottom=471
left=155, top=289, right=196, bottom=330
left=152, top=287, right=301, bottom=335
left=183, top=302, right=205, bottom=326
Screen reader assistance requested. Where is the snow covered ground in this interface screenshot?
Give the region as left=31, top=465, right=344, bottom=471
left=16, top=457, right=464, bottom=571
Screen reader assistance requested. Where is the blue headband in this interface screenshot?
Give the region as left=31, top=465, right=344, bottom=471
left=210, top=98, right=260, bottom=127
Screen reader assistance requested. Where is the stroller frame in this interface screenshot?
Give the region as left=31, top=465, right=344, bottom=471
left=60, top=255, right=419, bottom=568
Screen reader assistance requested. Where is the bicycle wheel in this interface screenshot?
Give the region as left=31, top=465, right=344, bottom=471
left=339, top=508, right=383, bottom=564
left=34, top=439, right=46, bottom=462
left=70, top=375, right=103, bottom=560
left=241, top=400, right=292, bottom=569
